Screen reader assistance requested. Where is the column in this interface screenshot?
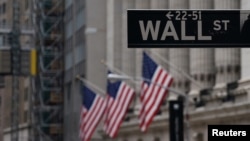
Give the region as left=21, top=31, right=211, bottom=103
left=214, top=0, right=241, bottom=85
left=189, top=0, right=215, bottom=94
left=113, top=0, right=123, bottom=70
left=150, top=0, right=169, bottom=69
left=190, top=0, right=213, bottom=9
left=135, top=0, right=150, bottom=92
left=168, top=0, right=189, bottom=96
left=169, top=0, right=188, bottom=9
left=121, top=0, right=135, bottom=80
left=241, top=0, right=250, bottom=80
left=107, top=0, right=123, bottom=70
left=241, top=0, right=250, bottom=9
left=169, top=49, right=190, bottom=93
left=151, top=0, right=168, bottom=9
left=214, top=0, right=239, bottom=9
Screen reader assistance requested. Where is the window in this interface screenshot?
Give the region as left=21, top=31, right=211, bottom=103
left=65, top=20, right=73, bottom=38
left=67, top=83, right=72, bottom=101
left=2, top=3, right=6, bottom=14
left=24, top=110, right=28, bottom=123
left=200, top=74, right=204, bottom=81
left=235, top=65, right=240, bottom=73
left=24, top=88, right=29, bottom=101
left=154, top=137, right=160, bottom=141
left=227, top=65, right=232, bottom=73
left=185, top=81, right=189, bottom=88
left=220, top=67, right=224, bottom=74
left=74, top=45, right=84, bottom=64
left=65, top=51, right=73, bottom=70
left=25, top=0, right=29, bottom=10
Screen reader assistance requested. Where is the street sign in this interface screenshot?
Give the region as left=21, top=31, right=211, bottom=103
left=127, top=10, right=250, bottom=48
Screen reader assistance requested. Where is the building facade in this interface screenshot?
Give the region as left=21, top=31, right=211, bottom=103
left=62, top=0, right=250, bottom=141
left=63, top=0, right=106, bottom=140
left=0, top=0, right=33, bottom=141
left=102, top=0, right=250, bottom=141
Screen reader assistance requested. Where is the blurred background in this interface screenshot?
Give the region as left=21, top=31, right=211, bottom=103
left=0, top=0, right=250, bottom=141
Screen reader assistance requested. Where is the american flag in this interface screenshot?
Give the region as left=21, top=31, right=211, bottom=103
left=139, top=52, right=173, bottom=132
left=104, top=80, right=135, bottom=138
left=79, top=85, right=105, bottom=141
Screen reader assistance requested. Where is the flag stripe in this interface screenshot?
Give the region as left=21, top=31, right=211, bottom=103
left=110, top=90, right=134, bottom=137
left=140, top=69, right=167, bottom=129
left=85, top=99, right=105, bottom=141
left=104, top=81, right=135, bottom=138
left=139, top=52, right=173, bottom=132
left=106, top=85, right=129, bottom=133
left=107, top=86, right=132, bottom=136
left=141, top=74, right=172, bottom=131
left=105, top=83, right=126, bottom=123
left=80, top=86, right=105, bottom=141
left=83, top=98, right=104, bottom=136
left=139, top=68, right=163, bottom=120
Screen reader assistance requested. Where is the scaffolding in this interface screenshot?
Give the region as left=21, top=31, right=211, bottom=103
left=31, top=0, right=64, bottom=141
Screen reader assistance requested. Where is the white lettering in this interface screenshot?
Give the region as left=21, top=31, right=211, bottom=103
left=212, top=129, right=219, bottom=136
left=181, top=21, right=195, bottom=40
left=198, top=21, right=212, bottom=40
left=222, top=20, right=230, bottom=30
left=212, top=129, right=247, bottom=136
left=213, top=20, right=221, bottom=30
left=242, top=131, right=247, bottom=136
left=161, top=21, right=179, bottom=40
left=139, top=20, right=161, bottom=40
left=213, top=20, right=230, bottom=31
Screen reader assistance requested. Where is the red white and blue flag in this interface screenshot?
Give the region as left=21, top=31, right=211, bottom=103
left=79, top=86, right=105, bottom=141
left=104, top=80, right=135, bottom=138
left=139, top=52, right=173, bottom=132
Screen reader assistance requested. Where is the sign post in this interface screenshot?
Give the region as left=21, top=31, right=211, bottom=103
left=169, top=100, right=184, bottom=141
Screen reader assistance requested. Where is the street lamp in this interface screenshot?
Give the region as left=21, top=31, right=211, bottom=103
left=107, top=73, right=190, bottom=141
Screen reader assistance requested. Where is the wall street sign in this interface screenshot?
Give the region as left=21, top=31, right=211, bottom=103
left=127, top=10, right=250, bottom=48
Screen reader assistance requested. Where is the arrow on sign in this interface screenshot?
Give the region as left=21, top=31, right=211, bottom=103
left=166, top=11, right=173, bottom=20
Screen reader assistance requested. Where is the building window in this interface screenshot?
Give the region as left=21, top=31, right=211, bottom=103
left=178, top=81, right=182, bottom=87
left=67, top=82, right=72, bottom=101
left=154, top=137, right=160, bottom=141
left=227, top=65, right=232, bottom=73
left=2, top=3, right=6, bottom=14
left=25, top=0, right=29, bottom=10
left=194, top=74, right=197, bottom=80
left=172, top=82, right=176, bottom=87
left=24, top=88, right=29, bottom=101
left=220, top=67, right=224, bottom=74
left=195, top=132, right=203, bottom=141
left=235, top=65, right=240, bottom=73
left=24, top=110, right=28, bottom=123
left=200, top=74, right=204, bottom=81
left=185, top=81, right=189, bottom=88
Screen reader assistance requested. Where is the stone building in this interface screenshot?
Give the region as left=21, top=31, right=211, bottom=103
left=62, top=0, right=250, bottom=141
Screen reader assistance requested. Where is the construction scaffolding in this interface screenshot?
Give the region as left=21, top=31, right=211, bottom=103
left=10, top=1, right=21, bottom=141
left=31, top=0, right=64, bottom=141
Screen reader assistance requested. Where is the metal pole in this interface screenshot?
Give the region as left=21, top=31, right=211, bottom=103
left=10, top=1, right=21, bottom=141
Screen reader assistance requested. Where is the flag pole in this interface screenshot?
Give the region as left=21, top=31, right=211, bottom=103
left=101, top=60, right=138, bottom=85
left=75, top=75, right=106, bottom=97
left=148, top=50, right=202, bottom=89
